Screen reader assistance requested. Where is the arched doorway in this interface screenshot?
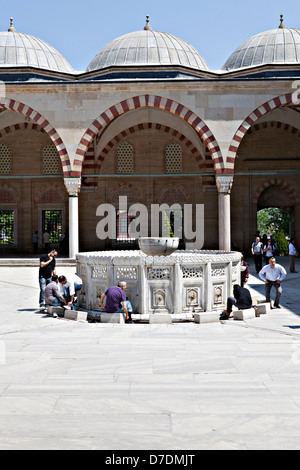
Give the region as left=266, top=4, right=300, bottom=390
left=256, top=183, right=296, bottom=237
left=256, top=184, right=296, bottom=255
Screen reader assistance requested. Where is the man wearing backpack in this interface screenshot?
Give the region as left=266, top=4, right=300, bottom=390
left=251, top=236, right=263, bottom=273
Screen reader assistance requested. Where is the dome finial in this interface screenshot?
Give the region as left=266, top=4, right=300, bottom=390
left=144, top=14, right=152, bottom=31
left=279, top=14, right=285, bottom=29
left=8, top=17, right=16, bottom=32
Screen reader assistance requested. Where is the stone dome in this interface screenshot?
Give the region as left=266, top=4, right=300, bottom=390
left=222, top=19, right=300, bottom=71
left=86, top=18, right=210, bottom=73
left=0, top=18, right=73, bottom=73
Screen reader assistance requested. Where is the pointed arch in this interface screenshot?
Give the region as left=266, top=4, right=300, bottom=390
left=75, top=95, right=224, bottom=175
left=0, top=98, right=71, bottom=176
left=253, top=178, right=299, bottom=206
left=226, top=93, right=293, bottom=172
left=93, top=122, right=208, bottom=172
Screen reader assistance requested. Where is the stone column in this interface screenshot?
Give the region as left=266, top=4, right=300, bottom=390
left=64, top=178, right=81, bottom=259
left=216, top=175, right=234, bottom=251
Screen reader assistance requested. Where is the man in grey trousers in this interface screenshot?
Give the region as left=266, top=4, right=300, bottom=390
left=259, top=257, right=287, bottom=308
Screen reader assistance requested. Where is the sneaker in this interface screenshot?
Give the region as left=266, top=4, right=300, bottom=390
left=63, top=305, right=71, bottom=310
left=274, top=304, right=281, bottom=309
left=220, top=312, right=229, bottom=320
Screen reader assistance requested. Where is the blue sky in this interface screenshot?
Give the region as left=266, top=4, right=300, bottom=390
left=2, top=0, right=300, bottom=71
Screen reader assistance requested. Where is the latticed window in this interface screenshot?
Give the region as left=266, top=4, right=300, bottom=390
left=165, top=142, right=182, bottom=173
left=0, top=144, right=11, bottom=175
left=116, top=210, right=136, bottom=243
left=116, top=142, right=134, bottom=174
left=42, top=210, right=63, bottom=244
left=163, top=209, right=183, bottom=239
left=0, top=210, right=14, bottom=245
left=43, top=143, right=61, bottom=174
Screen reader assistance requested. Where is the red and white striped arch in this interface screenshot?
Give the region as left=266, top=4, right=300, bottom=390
left=253, top=178, right=299, bottom=206
left=226, top=93, right=293, bottom=173
left=0, top=98, right=71, bottom=176
left=75, top=95, right=223, bottom=176
left=91, top=122, right=213, bottom=172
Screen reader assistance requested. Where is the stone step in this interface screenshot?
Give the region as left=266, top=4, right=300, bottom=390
left=64, top=310, right=88, bottom=322
left=149, top=314, right=172, bottom=324
left=194, top=312, right=220, bottom=324
left=255, top=303, right=269, bottom=315
left=233, top=308, right=257, bottom=321
left=46, top=306, right=65, bottom=316
left=46, top=305, right=87, bottom=322
left=100, top=313, right=125, bottom=324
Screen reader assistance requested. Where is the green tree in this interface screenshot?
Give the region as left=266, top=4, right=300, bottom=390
left=257, top=208, right=289, bottom=237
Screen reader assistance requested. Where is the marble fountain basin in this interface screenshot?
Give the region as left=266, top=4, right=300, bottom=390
left=138, top=237, right=179, bottom=256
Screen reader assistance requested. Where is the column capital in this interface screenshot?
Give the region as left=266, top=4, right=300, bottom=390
left=216, top=175, right=234, bottom=194
left=64, top=177, right=81, bottom=196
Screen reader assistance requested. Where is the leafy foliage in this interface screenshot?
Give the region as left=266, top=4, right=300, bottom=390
left=257, top=208, right=289, bottom=237
left=273, top=231, right=289, bottom=255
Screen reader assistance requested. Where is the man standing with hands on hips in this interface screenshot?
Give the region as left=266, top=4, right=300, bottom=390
left=259, top=257, right=287, bottom=309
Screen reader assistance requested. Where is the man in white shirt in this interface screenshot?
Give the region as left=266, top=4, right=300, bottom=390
left=289, top=238, right=298, bottom=273
left=58, top=273, right=82, bottom=310
left=259, top=257, right=287, bottom=308
left=251, top=236, right=263, bottom=273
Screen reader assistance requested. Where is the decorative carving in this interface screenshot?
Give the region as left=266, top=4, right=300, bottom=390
left=148, top=267, right=171, bottom=280
left=186, top=288, right=199, bottom=306
left=216, top=175, right=234, bottom=194
left=153, top=289, right=166, bottom=307
left=214, top=285, right=223, bottom=305
left=43, top=143, right=61, bottom=175
left=115, top=267, right=137, bottom=280
left=212, top=264, right=226, bottom=277
left=76, top=249, right=242, bottom=314
left=92, top=266, right=108, bottom=279
left=116, top=142, right=134, bottom=174
left=0, top=144, right=11, bottom=175
left=40, top=188, right=63, bottom=203
left=0, top=187, right=16, bottom=203
left=64, top=177, right=81, bottom=196
left=182, top=266, right=203, bottom=278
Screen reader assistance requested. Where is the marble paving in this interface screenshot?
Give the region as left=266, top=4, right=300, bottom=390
left=0, top=257, right=300, bottom=450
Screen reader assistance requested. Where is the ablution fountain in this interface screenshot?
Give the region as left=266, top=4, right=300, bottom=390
left=76, top=237, right=243, bottom=323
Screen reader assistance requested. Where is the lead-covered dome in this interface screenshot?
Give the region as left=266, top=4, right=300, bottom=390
left=0, top=18, right=73, bottom=73
left=86, top=17, right=210, bottom=73
left=222, top=17, right=300, bottom=71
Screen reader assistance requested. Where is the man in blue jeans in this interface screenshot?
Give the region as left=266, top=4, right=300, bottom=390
left=44, top=275, right=67, bottom=308
left=39, top=249, right=58, bottom=311
left=99, top=281, right=130, bottom=322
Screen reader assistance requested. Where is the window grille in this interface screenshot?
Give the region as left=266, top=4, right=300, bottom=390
left=43, top=143, right=61, bottom=174
left=165, top=142, right=182, bottom=173
left=42, top=210, right=63, bottom=244
left=0, top=210, right=14, bottom=245
left=116, top=209, right=136, bottom=243
left=0, top=144, right=11, bottom=175
left=162, top=209, right=183, bottom=239
left=116, top=142, right=134, bottom=174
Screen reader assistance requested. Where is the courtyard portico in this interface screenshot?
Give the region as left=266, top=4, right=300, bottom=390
left=0, top=16, right=299, bottom=256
